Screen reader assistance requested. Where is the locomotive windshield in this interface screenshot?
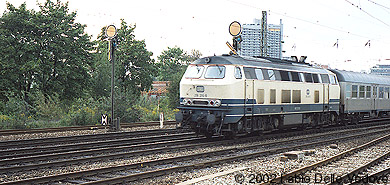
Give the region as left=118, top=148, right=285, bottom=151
left=184, top=65, right=204, bottom=78
left=205, top=66, right=226, bottom=79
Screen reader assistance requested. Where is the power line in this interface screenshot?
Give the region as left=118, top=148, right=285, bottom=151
left=225, top=0, right=372, bottom=39
left=367, top=0, right=390, bottom=10
left=344, top=0, right=390, bottom=28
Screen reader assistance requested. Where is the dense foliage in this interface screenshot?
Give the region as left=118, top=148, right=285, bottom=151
left=0, top=0, right=202, bottom=129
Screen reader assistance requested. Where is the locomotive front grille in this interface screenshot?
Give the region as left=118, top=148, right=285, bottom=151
left=193, top=100, right=208, bottom=105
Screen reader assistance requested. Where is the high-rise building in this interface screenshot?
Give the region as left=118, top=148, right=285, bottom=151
left=240, top=18, right=283, bottom=58
left=370, top=64, right=390, bottom=76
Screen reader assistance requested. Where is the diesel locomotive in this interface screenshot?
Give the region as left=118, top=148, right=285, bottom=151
left=175, top=54, right=390, bottom=138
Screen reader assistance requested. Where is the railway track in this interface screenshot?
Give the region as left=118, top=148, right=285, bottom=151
left=0, top=121, right=176, bottom=136
left=2, top=121, right=390, bottom=184
left=263, top=134, right=390, bottom=185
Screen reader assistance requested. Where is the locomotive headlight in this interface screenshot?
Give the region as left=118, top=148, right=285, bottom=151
left=215, top=100, right=221, bottom=106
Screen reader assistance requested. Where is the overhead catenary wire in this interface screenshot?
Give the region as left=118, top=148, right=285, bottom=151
left=344, top=0, right=390, bottom=28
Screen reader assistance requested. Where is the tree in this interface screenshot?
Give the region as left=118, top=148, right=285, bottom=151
left=0, top=0, right=93, bottom=104
left=156, top=47, right=202, bottom=108
left=93, top=19, right=156, bottom=97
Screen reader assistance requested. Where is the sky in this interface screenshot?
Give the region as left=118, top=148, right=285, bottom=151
left=2, top=0, right=390, bottom=72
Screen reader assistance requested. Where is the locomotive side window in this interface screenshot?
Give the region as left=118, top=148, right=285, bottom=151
left=314, top=90, right=320, bottom=103
left=255, top=69, right=264, bottom=80
left=330, top=75, right=337, bottom=85
left=366, top=86, right=371, bottom=98
left=234, top=67, right=242, bottom=79
left=205, top=66, right=225, bottom=79
left=320, top=74, right=330, bottom=84
left=312, top=74, right=320, bottom=83
left=291, top=72, right=301, bottom=82
left=292, top=90, right=301, bottom=103
left=304, top=73, right=313, bottom=83
left=184, top=65, right=204, bottom=78
left=280, top=71, right=291, bottom=81
left=262, top=69, right=270, bottom=80
left=243, top=67, right=256, bottom=79
left=268, top=70, right=276, bottom=80
left=257, top=89, right=264, bottom=104
left=274, top=70, right=282, bottom=81
left=359, top=86, right=365, bottom=98
left=281, top=90, right=291, bottom=103
left=352, top=85, right=358, bottom=98
left=270, top=89, right=276, bottom=104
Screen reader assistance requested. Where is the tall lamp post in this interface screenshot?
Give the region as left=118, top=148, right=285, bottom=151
left=105, top=25, right=119, bottom=131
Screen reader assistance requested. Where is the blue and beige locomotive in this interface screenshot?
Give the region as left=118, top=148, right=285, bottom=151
left=175, top=55, right=390, bottom=138
left=175, top=55, right=340, bottom=137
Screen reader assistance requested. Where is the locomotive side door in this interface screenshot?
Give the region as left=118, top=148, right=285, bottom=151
left=323, top=83, right=330, bottom=112
left=244, top=79, right=255, bottom=118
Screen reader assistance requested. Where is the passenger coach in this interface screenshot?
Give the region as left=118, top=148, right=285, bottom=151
left=176, top=55, right=341, bottom=137
left=330, top=69, right=390, bottom=122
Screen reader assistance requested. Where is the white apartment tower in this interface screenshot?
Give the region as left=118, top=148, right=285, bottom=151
left=241, top=19, right=283, bottom=59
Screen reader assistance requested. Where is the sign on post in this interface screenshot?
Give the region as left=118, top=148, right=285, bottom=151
left=160, top=112, right=164, bottom=129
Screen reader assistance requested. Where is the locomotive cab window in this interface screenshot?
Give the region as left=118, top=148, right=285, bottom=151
left=184, top=65, right=204, bottom=78
left=205, top=66, right=225, bottom=79
left=234, top=67, right=242, bottom=79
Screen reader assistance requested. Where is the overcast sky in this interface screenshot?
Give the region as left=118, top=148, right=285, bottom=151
left=2, top=0, right=390, bottom=72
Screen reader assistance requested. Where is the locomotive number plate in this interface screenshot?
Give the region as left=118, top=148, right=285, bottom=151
left=196, top=86, right=204, bottom=92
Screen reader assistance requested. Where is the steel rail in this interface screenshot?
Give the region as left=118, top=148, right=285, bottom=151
left=0, top=121, right=176, bottom=136
left=3, top=124, right=390, bottom=184
left=261, top=133, right=390, bottom=185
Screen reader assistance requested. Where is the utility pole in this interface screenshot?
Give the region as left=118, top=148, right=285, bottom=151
left=260, top=11, right=268, bottom=57
left=105, top=25, right=120, bottom=131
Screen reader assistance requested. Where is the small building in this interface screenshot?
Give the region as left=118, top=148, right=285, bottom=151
left=143, top=81, right=170, bottom=97
left=370, top=64, right=390, bottom=76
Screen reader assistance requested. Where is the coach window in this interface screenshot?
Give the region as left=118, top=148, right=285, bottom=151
left=346, top=85, right=352, bottom=98
left=304, top=73, right=313, bottom=83
left=204, top=66, right=225, bottom=79
left=379, top=87, right=384, bottom=99
left=312, top=74, right=320, bottom=83
left=352, top=85, right=358, bottom=98
left=373, top=87, right=378, bottom=98
left=320, top=74, right=330, bottom=84
left=255, top=69, right=264, bottom=80
left=280, top=71, right=291, bottom=81
left=291, top=72, right=301, bottom=82
left=234, top=67, right=242, bottom=79
left=386, top=87, right=390, bottom=99
left=359, top=86, right=365, bottom=98
left=366, top=86, right=371, bottom=98
left=244, top=67, right=257, bottom=79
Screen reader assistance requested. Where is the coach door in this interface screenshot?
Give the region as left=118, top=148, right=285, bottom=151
left=244, top=79, right=255, bottom=117
left=323, top=84, right=330, bottom=112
